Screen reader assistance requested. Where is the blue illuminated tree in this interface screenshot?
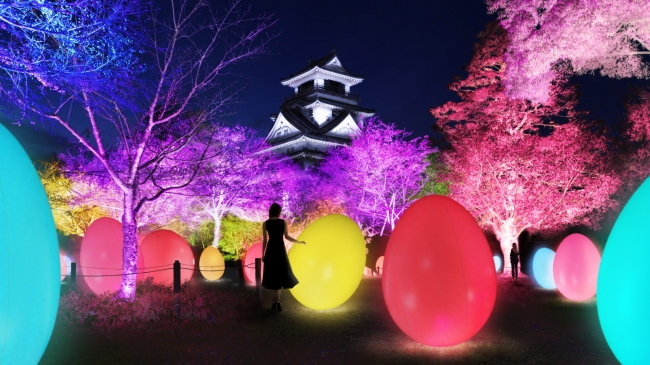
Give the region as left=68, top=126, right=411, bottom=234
left=3, top=0, right=277, bottom=299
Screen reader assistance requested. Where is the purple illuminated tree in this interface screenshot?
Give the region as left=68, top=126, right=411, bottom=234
left=190, top=126, right=284, bottom=247
left=3, top=0, right=277, bottom=299
left=431, top=23, right=621, bottom=270
left=487, top=0, right=650, bottom=102
left=320, top=118, right=433, bottom=236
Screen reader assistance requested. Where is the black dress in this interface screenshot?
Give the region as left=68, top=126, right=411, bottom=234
left=261, top=219, right=299, bottom=290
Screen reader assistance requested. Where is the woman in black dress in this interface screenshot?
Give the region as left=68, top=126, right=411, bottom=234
left=510, top=242, right=520, bottom=282
left=261, top=203, right=305, bottom=311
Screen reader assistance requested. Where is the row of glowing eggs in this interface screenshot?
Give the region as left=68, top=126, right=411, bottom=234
left=79, top=218, right=197, bottom=294
left=530, top=234, right=601, bottom=302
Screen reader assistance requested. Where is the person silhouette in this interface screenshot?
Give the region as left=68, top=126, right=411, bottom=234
left=510, top=242, right=520, bottom=282
left=261, top=203, right=305, bottom=311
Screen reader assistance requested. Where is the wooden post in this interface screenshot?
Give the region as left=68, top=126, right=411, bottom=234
left=255, top=258, right=262, bottom=301
left=173, top=260, right=181, bottom=317
left=238, top=260, right=245, bottom=287
left=70, top=262, right=76, bottom=289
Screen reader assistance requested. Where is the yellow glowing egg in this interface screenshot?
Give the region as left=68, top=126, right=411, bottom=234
left=199, top=246, right=225, bottom=281
left=289, top=214, right=366, bottom=310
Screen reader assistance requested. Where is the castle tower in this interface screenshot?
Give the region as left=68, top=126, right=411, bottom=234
left=263, top=51, right=374, bottom=168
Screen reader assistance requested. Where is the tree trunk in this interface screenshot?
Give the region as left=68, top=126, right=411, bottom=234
left=496, top=220, right=518, bottom=273
left=211, top=214, right=222, bottom=248
left=119, top=190, right=138, bottom=300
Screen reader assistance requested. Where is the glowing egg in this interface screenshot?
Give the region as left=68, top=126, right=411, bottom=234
left=289, top=214, right=366, bottom=310
left=553, top=234, right=600, bottom=301
left=199, top=246, right=225, bottom=281
left=532, top=248, right=556, bottom=290
left=63, top=255, right=72, bottom=275
left=493, top=255, right=502, bottom=272
left=80, top=218, right=145, bottom=294
left=598, top=176, right=650, bottom=364
left=60, top=253, right=66, bottom=281
left=140, top=230, right=194, bottom=285
left=383, top=195, right=496, bottom=347
left=243, top=243, right=263, bottom=283
left=0, top=123, right=59, bottom=364
left=376, top=256, right=384, bottom=275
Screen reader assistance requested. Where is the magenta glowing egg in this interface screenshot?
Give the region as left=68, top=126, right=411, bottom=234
left=243, top=243, right=263, bottom=284
left=140, top=230, right=194, bottom=285
left=553, top=234, right=601, bottom=301
left=383, top=195, right=497, bottom=347
left=80, top=218, right=145, bottom=294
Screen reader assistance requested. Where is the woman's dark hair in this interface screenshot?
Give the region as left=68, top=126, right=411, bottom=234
left=269, top=203, right=282, bottom=218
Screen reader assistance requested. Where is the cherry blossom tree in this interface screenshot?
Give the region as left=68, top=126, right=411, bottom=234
left=2, top=0, right=277, bottom=299
left=190, top=126, right=284, bottom=247
left=486, top=0, right=650, bottom=103
left=622, top=88, right=650, bottom=189
left=431, top=22, right=621, bottom=270
left=320, top=118, right=433, bottom=236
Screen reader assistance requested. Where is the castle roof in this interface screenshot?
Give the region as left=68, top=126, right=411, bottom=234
left=280, top=52, right=364, bottom=86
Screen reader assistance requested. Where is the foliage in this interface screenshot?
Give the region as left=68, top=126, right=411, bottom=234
left=218, top=215, right=263, bottom=261
left=487, top=0, right=650, bottom=102
left=622, top=88, right=650, bottom=189
left=39, top=158, right=109, bottom=236
left=430, top=23, right=621, bottom=269
left=415, top=152, right=451, bottom=198
left=188, top=220, right=215, bottom=249
left=58, top=278, right=253, bottom=334
left=320, top=118, right=434, bottom=236
left=191, top=125, right=284, bottom=247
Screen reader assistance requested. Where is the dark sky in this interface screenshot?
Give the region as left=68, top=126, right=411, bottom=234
left=2, top=0, right=649, bottom=162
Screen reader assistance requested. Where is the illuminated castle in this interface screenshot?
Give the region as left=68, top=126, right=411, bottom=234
left=263, top=50, right=374, bottom=168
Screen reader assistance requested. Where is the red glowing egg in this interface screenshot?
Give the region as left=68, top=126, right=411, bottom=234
left=60, top=253, right=66, bottom=282
left=553, top=234, right=601, bottom=301
left=243, top=243, right=263, bottom=283
left=80, top=218, right=145, bottom=294
left=383, top=195, right=497, bottom=347
left=140, top=230, right=194, bottom=285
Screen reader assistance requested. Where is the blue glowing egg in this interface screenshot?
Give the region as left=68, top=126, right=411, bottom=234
left=532, top=248, right=556, bottom=290
left=598, top=176, right=650, bottom=364
left=0, top=124, right=59, bottom=364
left=493, top=255, right=502, bottom=271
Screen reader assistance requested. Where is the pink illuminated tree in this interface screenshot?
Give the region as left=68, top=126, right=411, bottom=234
left=622, top=88, right=650, bottom=188
left=3, top=0, right=277, bottom=299
left=190, top=126, right=285, bottom=247
left=487, top=0, right=650, bottom=103
left=320, top=118, right=434, bottom=236
left=431, top=23, right=620, bottom=270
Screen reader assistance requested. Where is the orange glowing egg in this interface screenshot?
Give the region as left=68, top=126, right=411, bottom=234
left=199, top=246, right=225, bottom=281
left=140, top=230, right=194, bottom=285
left=80, top=218, right=145, bottom=294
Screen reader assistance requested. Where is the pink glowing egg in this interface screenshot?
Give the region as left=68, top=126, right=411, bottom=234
left=376, top=256, right=384, bottom=275
left=243, top=243, right=263, bottom=283
left=140, top=230, right=194, bottom=285
left=383, top=195, right=497, bottom=347
left=80, top=218, right=145, bottom=294
left=553, top=234, right=601, bottom=301
left=60, top=253, right=66, bottom=281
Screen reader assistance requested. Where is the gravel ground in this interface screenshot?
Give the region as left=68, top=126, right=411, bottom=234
left=40, top=274, right=619, bottom=365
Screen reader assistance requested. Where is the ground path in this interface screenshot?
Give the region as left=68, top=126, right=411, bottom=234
left=41, top=274, right=619, bottom=364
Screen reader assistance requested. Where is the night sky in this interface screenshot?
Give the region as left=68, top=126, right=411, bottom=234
left=2, top=0, right=649, bottom=162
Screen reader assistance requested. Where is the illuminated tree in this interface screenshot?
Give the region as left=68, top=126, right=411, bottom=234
left=3, top=0, right=277, bottom=299
left=623, top=88, right=650, bottom=187
left=191, top=126, right=283, bottom=247
left=431, top=23, right=621, bottom=270
left=487, top=0, right=650, bottom=102
left=320, top=118, right=433, bottom=236
left=38, top=158, right=109, bottom=236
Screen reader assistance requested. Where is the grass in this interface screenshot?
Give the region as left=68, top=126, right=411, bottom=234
left=40, top=273, right=619, bottom=364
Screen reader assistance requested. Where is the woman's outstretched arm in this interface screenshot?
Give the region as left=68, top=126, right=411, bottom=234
left=262, top=222, right=268, bottom=258
left=284, top=221, right=306, bottom=244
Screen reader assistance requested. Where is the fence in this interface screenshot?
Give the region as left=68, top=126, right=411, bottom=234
left=61, top=258, right=263, bottom=317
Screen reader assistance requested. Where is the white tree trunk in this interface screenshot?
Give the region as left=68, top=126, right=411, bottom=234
left=211, top=214, right=222, bottom=248
left=119, top=189, right=138, bottom=300
left=495, top=218, right=518, bottom=273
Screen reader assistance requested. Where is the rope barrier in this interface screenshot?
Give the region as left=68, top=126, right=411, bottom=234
left=77, top=263, right=173, bottom=271
left=74, top=267, right=173, bottom=277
